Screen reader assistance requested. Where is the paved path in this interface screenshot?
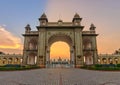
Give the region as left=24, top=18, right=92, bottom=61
left=0, top=68, right=120, bottom=85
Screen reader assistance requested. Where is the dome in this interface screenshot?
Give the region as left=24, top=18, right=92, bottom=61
left=58, top=19, right=63, bottom=22
left=74, top=13, right=80, bottom=18
left=26, top=24, right=30, bottom=27
left=40, top=13, right=47, bottom=18
left=25, top=24, right=31, bottom=31
left=90, top=23, right=96, bottom=30
left=91, top=23, right=95, bottom=28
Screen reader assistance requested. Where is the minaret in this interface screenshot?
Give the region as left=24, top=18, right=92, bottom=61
left=39, top=13, right=48, bottom=26
left=72, top=13, right=82, bottom=26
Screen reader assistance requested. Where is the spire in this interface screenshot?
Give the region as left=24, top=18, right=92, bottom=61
left=72, top=13, right=82, bottom=25
left=90, top=23, right=96, bottom=30
left=74, top=13, right=80, bottom=18
left=40, top=13, right=47, bottom=18
left=39, top=13, right=48, bottom=26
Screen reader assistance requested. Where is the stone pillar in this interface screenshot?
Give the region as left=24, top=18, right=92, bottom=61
left=37, top=28, right=46, bottom=67
left=74, top=28, right=83, bottom=67
left=92, top=36, right=98, bottom=64
left=22, top=35, right=29, bottom=65
left=70, top=46, right=74, bottom=67
left=46, top=46, right=50, bottom=68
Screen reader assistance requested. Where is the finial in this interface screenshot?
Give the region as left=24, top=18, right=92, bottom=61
left=59, top=13, right=61, bottom=20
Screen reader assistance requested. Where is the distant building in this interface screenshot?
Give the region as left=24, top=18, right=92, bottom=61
left=98, top=49, right=120, bottom=64
left=0, top=54, right=22, bottom=65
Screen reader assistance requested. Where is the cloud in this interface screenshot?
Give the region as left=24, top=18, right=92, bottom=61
left=0, top=26, right=23, bottom=53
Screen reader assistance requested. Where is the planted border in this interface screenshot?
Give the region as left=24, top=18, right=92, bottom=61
left=81, top=64, right=120, bottom=71
left=0, top=64, right=40, bottom=71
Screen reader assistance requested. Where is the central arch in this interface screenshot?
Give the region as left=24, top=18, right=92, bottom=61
left=46, top=34, right=75, bottom=68
left=50, top=41, right=70, bottom=60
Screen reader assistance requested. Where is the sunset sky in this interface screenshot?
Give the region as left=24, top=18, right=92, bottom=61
left=0, top=0, right=120, bottom=59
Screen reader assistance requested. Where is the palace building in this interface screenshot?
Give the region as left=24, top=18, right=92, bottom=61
left=22, top=13, right=98, bottom=67
left=0, top=13, right=119, bottom=67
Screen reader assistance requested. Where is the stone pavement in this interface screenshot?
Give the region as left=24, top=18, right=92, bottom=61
left=0, top=68, right=120, bottom=85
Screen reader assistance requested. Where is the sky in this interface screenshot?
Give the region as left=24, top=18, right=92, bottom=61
left=0, top=0, right=120, bottom=58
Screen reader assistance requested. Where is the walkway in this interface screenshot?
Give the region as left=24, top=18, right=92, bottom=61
left=0, top=68, right=120, bottom=85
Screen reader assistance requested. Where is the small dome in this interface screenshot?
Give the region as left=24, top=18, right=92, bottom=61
left=58, top=19, right=63, bottom=22
left=90, top=23, right=96, bottom=30
left=74, top=13, right=80, bottom=18
left=26, top=24, right=30, bottom=28
left=25, top=24, right=31, bottom=30
left=91, top=23, right=95, bottom=28
left=40, top=13, right=47, bottom=18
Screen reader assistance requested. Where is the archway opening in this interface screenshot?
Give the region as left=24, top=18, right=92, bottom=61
left=50, top=41, right=70, bottom=68
left=50, top=41, right=70, bottom=60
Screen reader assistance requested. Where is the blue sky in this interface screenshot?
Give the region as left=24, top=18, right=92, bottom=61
left=0, top=0, right=47, bottom=37
left=0, top=0, right=120, bottom=54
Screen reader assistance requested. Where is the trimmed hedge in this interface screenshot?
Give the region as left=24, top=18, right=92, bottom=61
left=116, top=64, right=120, bottom=67
left=81, top=64, right=120, bottom=71
left=0, top=65, right=40, bottom=71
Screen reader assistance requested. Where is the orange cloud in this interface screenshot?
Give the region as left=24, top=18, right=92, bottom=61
left=0, top=26, right=23, bottom=54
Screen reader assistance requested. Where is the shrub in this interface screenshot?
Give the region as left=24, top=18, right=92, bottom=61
left=81, top=64, right=120, bottom=71
left=4, top=64, right=21, bottom=68
left=95, top=64, right=102, bottom=67
left=0, top=65, right=40, bottom=71
left=117, top=64, right=120, bottom=67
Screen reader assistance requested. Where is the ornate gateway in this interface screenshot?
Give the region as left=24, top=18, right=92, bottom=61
left=22, top=13, right=98, bottom=68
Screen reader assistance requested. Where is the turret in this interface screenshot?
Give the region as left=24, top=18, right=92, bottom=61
left=58, top=19, right=63, bottom=25
left=72, top=13, right=82, bottom=25
left=39, top=13, right=48, bottom=26
left=25, top=24, right=31, bottom=33
left=89, top=23, right=96, bottom=31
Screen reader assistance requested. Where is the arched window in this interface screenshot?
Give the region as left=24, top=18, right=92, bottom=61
left=102, top=58, right=107, bottom=64
left=8, top=58, right=12, bottom=64
left=98, top=58, right=100, bottom=64
left=2, top=58, right=7, bottom=64
left=108, top=58, right=113, bottom=64
left=114, top=58, right=118, bottom=64
left=29, top=39, right=37, bottom=50
left=83, top=39, right=92, bottom=49
left=14, top=58, right=19, bottom=63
